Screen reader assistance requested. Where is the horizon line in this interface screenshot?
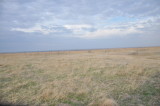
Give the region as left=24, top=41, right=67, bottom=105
left=0, top=46, right=160, bottom=54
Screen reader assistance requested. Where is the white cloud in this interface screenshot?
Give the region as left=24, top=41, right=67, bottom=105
left=64, top=24, right=92, bottom=29
left=10, top=16, right=160, bottom=38
left=78, top=27, right=141, bottom=39
left=11, top=25, right=58, bottom=34
left=77, top=16, right=160, bottom=39
left=63, top=24, right=93, bottom=34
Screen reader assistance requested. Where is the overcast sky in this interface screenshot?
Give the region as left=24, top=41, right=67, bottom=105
left=0, top=0, right=160, bottom=52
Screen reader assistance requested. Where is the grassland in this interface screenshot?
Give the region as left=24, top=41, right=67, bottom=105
left=0, top=47, right=160, bottom=106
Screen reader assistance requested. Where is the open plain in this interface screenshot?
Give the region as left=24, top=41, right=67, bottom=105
left=0, top=47, right=160, bottom=106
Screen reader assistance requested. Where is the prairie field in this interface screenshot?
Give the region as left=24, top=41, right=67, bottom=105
left=0, top=47, right=160, bottom=106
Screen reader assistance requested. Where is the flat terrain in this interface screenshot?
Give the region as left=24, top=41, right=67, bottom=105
left=0, top=47, right=160, bottom=106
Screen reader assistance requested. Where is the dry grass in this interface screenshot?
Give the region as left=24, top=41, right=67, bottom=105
left=0, top=47, right=160, bottom=106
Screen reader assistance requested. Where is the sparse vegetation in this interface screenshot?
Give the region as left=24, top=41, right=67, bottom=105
left=0, top=47, right=160, bottom=106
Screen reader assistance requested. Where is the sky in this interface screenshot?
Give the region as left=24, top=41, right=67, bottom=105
left=0, top=0, right=160, bottom=52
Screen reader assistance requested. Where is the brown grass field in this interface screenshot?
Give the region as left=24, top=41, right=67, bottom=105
left=0, top=47, right=160, bottom=106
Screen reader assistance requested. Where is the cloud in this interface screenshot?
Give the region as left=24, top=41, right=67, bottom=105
left=64, top=24, right=92, bottom=30
left=10, top=16, right=160, bottom=39
left=71, top=16, right=160, bottom=39
left=2, top=0, right=160, bottom=38
left=1, top=0, right=160, bottom=27
left=11, top=25, right=58, bottom=35
left=77, top=27, right=141, bottom=39
left=11, top=24, right=94, bottom=35
left=63, top=24, right=93, bottom=34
